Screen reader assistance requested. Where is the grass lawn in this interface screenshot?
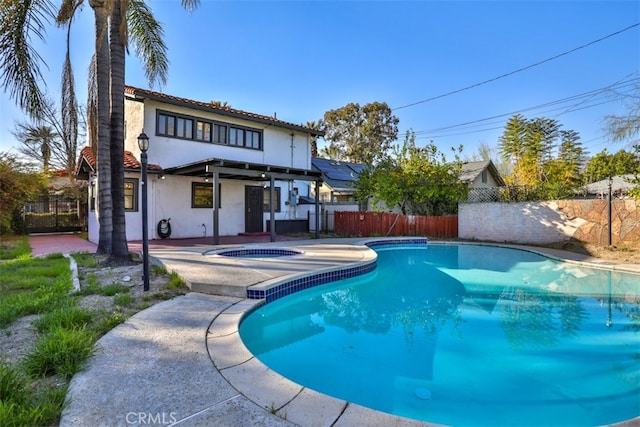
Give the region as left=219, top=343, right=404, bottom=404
left=0, top=235, right=186, bottom=426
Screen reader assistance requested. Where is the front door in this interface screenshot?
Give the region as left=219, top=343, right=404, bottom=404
left=245, top=186, right=263, bottom=233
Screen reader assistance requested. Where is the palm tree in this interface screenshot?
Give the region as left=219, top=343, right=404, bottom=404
left=12, top=124, right=58, bottom=173
left=61, top=0, right=199, bottom=258
left=2, top=0, right=200, bottom=257
left=0, top=0, right=55, bottom=119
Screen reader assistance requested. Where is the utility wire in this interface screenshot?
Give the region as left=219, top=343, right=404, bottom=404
left=404, top=73, right=638, bottom=137
left=392, top=23, right=639, bottom=111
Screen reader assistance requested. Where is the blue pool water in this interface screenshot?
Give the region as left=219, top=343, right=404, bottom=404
left=239, top=244, right=640, bottom=426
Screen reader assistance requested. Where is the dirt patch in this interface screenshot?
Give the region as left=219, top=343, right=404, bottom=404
left=544, top=241, right=640, bottom=264
left=0, top=256, right=186, bottom=366
left=0, top=315, right=39, bottom=365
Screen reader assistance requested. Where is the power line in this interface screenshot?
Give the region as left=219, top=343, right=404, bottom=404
left=403, top=73, right=638, bottom=138
left=392, top=23, right=639, bottom=111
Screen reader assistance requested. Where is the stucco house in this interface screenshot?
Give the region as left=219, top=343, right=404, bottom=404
left=311, top=157, right=366, bottom=204
left=76, top=86, right=324, bottom=244
left=310, top=158, right=505, bottom=206
left=459, top=160, right=505, bottom=202
left=579, top=174, right=636, bottom=199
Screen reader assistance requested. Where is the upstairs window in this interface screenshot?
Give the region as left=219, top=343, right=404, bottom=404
left=196, top=121, right=211, bottom=142
left=214, top=124, right=227, bottom=144
left=176, top=117, right=193, bottom=139
left=229, top=128, right=244, bottom=146
left=156, top=110, right=262, bottom=150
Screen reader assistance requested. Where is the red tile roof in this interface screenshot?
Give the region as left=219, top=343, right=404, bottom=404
left=77, top=146, right=162, bottom=174
left=124, top=85, right=324, bottom=136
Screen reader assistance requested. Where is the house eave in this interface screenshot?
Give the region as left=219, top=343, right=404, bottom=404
left=125, top=86, right=325, bottom=137
left=163, top=158, right=323, bottom=182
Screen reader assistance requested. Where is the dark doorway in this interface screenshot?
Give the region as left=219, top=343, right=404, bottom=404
left=244, top=186, right=264, bottom=233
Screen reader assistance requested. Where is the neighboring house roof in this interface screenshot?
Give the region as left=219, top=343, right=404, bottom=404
left=581, top=175, right=636, bottom=195
left=124, top=85, right=324, bottom=137
left=75, top=146, right=162, bottom=180
left=313, top=157, right=507, bottom=191
left=460, top=160, right=506, bottom=187
left=312, top=157, right=364, bottom=191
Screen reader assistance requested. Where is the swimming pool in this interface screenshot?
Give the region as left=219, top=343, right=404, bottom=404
left=239, top=243, right=640, bottom=426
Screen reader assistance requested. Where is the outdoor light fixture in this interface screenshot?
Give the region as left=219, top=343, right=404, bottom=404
left=137, top=132, right=150, bottom=152
left=138, top=131, right=150, bottom=292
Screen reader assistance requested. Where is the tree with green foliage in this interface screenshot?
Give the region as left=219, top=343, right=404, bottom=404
left=12, top=97, right=81, bottom=180
left=605, top=85, right=640, bottom=198
left=0, top=153, right=47, bottom=234
left=356, top=132, right=467, bottom=215
left=498, top=114, right=586, bottom=199
left=543, top=130, right=587, bottom=199
left=471, top=142, right=510, bottom=178
left=583, top=149, right=640, bottom=184
left=12, top=124, right=56, bottom=173
left=320, top=102, right=399, bottom=165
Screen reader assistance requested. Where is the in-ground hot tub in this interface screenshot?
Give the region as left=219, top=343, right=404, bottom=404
left=215, top=248, right=302, bottom=258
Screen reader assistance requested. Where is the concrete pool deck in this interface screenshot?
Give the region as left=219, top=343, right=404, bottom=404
left=57, top=237, right=640, bottom=427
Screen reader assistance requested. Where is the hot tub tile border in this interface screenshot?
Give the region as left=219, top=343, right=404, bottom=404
left=246, top=237, right=428, bottom=303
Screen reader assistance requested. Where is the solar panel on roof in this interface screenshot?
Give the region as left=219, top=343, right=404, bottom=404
left=346, top=163, right=366, bottom=174
left=312, top=158, right=365, bottom=181
left=325, top=171, right=354, bottom=181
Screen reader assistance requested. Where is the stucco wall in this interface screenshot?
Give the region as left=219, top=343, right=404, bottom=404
left=124, top=99, right=311, bottom=171
left=459, top=200, right=640, bottom=246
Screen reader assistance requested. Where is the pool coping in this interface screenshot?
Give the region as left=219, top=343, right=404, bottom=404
left=204, top=239, right=640, bottom=427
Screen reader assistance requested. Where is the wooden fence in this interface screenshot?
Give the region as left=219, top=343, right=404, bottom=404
left=333, top=211, right=458, bottom=238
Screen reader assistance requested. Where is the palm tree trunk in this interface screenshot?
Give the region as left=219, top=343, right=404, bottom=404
left=109, top=0, right=129, bottom=258
left=90, top=0, right=112, bottom=254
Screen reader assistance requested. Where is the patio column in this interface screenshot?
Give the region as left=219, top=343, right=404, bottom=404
left=213, top=171, right=220, bottom=245
left=269, top=175, right=276, bottom=242
left=315, top=180, right=320, bottom=239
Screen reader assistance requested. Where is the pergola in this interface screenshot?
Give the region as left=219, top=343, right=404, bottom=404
left=163, top=158, right=324, bottom=244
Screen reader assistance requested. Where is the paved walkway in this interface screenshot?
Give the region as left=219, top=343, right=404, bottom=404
left=26, top=234, right=640, bottom=426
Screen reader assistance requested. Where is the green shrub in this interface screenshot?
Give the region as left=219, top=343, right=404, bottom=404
left=0, top=382, right=66, bottom=427
left=100, top=283, right=130, bottom=296
left=165, top=272, right=186, bottom=290
left=113, top=293, right=133, bottom=307
left=32, top=305, right=94, bottom=334
left=0, top=277, right=72, bottom=328
left=0, top=361, right=27, bottom=404
left=71, top=252, right=98, bottom=268
left=23, top=326, right=96, bottom=379
left=93, top=311, right=128, bottom=336
left=0, top=235, right=30, bottom=260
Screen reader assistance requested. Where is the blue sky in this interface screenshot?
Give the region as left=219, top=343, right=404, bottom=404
left=1, top=0, right=638, bottom=162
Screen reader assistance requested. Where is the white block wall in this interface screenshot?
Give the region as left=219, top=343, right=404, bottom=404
left=458, top=201, right=585, bottom=244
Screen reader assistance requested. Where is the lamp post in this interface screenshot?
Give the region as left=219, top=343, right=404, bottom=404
left=608, top=176, right=613, bottom=247
left=138, top=132, right=150, bottom=292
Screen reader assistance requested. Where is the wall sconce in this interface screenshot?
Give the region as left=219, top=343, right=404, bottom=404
left=157, top=173, right=165, bottom=180
left=261, top=172, right=266, bottom=179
